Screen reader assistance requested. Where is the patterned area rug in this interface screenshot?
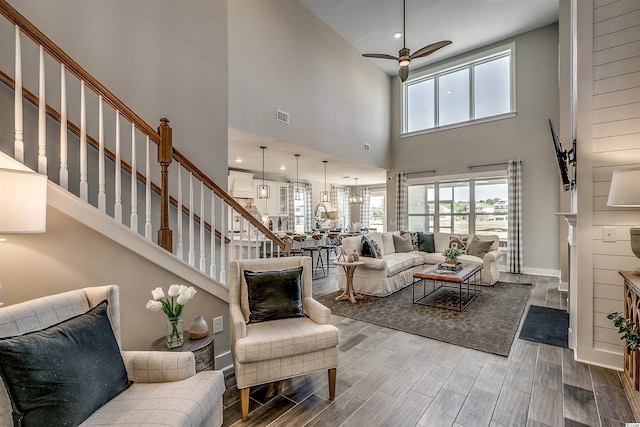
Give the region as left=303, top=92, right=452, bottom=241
left=317, top=281, right=532, bottom=357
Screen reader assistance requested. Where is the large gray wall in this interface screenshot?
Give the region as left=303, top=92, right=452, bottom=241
left=228, top=0, right=391, bottom=171
left=1, top=0, right=228, bottom=186
left=387, top=24, right=561, bottom=274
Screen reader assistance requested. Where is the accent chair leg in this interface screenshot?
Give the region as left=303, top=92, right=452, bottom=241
left=241, top=387, right=250, bottom=421
left=328, top=368, right=337, bottom=400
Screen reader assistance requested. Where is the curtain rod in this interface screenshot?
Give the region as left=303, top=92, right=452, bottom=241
left=406, top=169, right=436, bottom=176
left=467, top=162, right=508, bottom=170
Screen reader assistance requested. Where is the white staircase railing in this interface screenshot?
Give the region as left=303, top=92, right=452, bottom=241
left=0, top=0, right=285, bottom=285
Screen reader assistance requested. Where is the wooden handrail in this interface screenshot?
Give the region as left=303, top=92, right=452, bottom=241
left=0, top=0, right=160, bottom=145
left=0, top=69, right=231, bottom=244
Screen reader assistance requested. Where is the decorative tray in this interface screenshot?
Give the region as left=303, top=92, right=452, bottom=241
left=437, top=262, right=463, bottom=271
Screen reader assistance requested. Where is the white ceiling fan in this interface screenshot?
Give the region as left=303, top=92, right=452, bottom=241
left=363, top=0, right=452, bottom=82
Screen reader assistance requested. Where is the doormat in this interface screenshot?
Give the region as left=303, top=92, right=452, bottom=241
left=519, top=305, right=569, bottom=348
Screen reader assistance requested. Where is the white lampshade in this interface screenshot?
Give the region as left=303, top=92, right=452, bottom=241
left=0, top=169, right=47, bottom=233
left=607, top=168, right=640, bottom=207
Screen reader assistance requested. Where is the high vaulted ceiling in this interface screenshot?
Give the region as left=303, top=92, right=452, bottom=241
left=228, top=0, right=559, bottom=187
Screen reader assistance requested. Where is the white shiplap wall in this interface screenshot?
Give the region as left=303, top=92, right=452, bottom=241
left=592, top=0, right=640, bottom=354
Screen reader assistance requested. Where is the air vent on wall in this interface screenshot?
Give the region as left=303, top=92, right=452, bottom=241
left=364, top=143, right=371, bottom=152
left=276, top=109, right=289, bottom=124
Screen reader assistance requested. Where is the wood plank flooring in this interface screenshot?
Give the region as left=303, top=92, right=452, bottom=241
left=222, top=263, right=634, bottom=427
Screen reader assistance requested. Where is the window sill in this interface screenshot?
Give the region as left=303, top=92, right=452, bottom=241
left=401, top=111, right=517, bottom=139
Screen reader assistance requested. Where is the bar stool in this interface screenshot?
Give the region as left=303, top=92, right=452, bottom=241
left=321, top=232, right=339, bottom=268
left=304, top=234, right=325, bottom=276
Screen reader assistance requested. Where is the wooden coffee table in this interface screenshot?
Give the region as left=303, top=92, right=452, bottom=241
left=412, top=264, right=482, bottom=311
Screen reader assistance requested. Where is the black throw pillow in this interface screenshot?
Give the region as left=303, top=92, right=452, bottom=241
left=0, top=300, right=131, bottom=427
left=361, top=236, right=379, bottom=258
left=244, top=266, right=305, bottom=323
left=417, top=232, right=435, bottom=253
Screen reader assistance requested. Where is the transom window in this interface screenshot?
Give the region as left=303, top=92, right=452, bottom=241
left=403, top=44, right=515, bottom=134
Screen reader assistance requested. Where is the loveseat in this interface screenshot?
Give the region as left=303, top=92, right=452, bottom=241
left=0, top=285, right=225, bottom=426
left=337, top=231, right=504, bottom=297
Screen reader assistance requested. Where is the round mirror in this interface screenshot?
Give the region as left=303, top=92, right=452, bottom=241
left=314, top=203, right=327, bottom=222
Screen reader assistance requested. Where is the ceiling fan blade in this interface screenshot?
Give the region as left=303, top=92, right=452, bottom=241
left=363, top=53, right=399, bottom=61
left=410, top=40, right=452, bottom=60
left=399, top=66, right=409, bottom=82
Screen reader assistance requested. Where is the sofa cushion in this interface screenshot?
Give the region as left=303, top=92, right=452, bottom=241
left=384, top=253, right=423, bottom=276
left=0, top=301, right=131, bottom=427
left=417, top=232, right=435, bottom=253
left=244, top=267, right=306, bottom=323
left=235, top=317, right=340, bottom=363
left=381, top=232, right=396, bottom=255
left=361, top=236, right=381, bottom=258
left=402, top=231, right=419, bottom=250
left=467, top=236, right=494, bottom=259
left=421, top=252, right=445, bottom=264
left=458, top=254, right=483, bottom=265
left=448, top=235, right=469, bottom=253
left=393, top=233, right=414, bottom=253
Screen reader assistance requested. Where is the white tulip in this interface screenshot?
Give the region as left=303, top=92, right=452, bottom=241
left=177, top=287, right=197, bottom=305
left=145, top=300, right=162, bottom=312
left=151, top=287, right=165, bottom=300
left=167, top=284, right=185, bottom=297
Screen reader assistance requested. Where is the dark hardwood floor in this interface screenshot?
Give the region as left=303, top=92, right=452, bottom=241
left=222, top=260, right=634, bottom=427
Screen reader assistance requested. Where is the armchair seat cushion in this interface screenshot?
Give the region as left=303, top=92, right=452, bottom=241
left=235, top=317, right=339, bottom=364
left=82, top=370, right=224, bottom=427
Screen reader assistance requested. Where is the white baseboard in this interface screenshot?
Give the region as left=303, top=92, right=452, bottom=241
left=558, top=281, right=568, bottom=292
left=520, top=267, right=561, bottom=278
left=215, top=350, right=233, bottom=374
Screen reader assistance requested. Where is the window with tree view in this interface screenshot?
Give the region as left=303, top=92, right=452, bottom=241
left=408, top=177, right=508, bottom=246
left=404, top=45, right=514, bottom=134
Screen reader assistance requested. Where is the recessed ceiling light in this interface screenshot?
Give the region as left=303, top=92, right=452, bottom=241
left=393, top=32, right=402, bottom=39
left=280, top=166, right=286, bottom=170
left=446, top=91, right=452, bottom=95
left=235, top=158, right=242, bottom=163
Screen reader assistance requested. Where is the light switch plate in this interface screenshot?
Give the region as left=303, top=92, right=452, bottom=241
left=603, top=226, right=616, bottom=242
left=213, top=316, right=223, bottom=334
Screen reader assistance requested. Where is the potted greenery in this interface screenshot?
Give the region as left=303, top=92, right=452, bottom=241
left=607, top=311, right=640, bottom=353
left=442, top=247, right=462, bottom=265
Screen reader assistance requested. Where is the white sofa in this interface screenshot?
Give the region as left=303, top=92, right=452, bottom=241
left=337, top=232, right=505, bottom=297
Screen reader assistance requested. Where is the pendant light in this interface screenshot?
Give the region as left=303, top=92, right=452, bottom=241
left=350, top=177, right=364, bottom=204
left=257, top=146, right=270, bottom=199
left=294, top=154, right=303, bottom=201
left=320, top=160, right=329, bottom=203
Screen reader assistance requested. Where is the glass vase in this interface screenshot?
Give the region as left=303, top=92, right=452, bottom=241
left=167, top=317, right=184, bottom=348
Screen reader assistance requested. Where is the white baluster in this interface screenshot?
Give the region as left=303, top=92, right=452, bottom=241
left=14, top=26, right=23, bottom=163
left=177, top=164, right=184, bottom=260
left=254, top=227, right=259, bottom=259
left=130, top=124, right=138, bottom=232
left=219, top=203, right=226, bottom=283
left=210, top=190, right=216, bottom=278
left=239, top=218, right=245, bottom=261
left=144, top=136, right=152, bottom=240
left=98, top=96, right=105, bottom=212
left=38, top=46, right=46, bottom=174
left=188, top=173, right=195, bottom=266
left=199, top=181, right=206, bottom=272
left=59, top=64, right=68, bottom=190
left=79, top=81, right=88, bottom=201
left=114, top=112, right=122, bottom=222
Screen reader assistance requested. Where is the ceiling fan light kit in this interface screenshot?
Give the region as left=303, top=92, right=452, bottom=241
left=363, top=0, right=452, bottom=82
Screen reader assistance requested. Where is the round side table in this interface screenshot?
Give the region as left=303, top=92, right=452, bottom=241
left=150, top=333, right=215, bottom=372
left=333, top=260, right=365, bottom=303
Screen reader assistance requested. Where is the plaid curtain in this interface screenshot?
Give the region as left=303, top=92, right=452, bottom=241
left=330, top=185, right=337, bottom=214
left=288, top=181, right=295, bottom=232
left=345, top=188, right=351, bottom=230
left=361, top=188, right=370, bottom=229
left=305, top=183, right=313, bottom=232
left=396, top=172, right=408, bottom=231
left=507, top=160, right=523, bottom=273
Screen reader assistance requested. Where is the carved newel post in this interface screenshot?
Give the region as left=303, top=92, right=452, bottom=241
left=157, top=118, right=173, bottom=251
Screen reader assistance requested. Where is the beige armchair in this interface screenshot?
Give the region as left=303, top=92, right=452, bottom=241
left=0, top=285, right=225, bottom=427
left=229, top=257, right=339, bottom=421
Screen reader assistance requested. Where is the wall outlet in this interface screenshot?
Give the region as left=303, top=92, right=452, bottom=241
left=603, top=226, right=616, bottom=242
left=213, top=316, right=223, bottom=334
